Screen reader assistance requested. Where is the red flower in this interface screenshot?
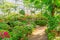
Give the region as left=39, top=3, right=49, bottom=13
left=3, top=32, right=10, bottom=38
left=4, top=32, right=8, bottom=35
left=0, top=31, right=10, bottom=39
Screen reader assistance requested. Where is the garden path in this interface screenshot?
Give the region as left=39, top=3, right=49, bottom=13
left=28, top=25, right=47, bottom=40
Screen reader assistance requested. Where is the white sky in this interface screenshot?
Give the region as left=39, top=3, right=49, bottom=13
left=5, top=0, right=25, bottom=9
left=5, top=0, right=23, bottom=4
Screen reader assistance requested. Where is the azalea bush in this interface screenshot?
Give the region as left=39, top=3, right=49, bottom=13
left=0, top=30, right=10, bottom=39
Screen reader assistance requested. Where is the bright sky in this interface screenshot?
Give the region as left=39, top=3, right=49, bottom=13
left=6, top=0, right=15, bottom=3
left=5, top=0, right=23, bottom=4
left=5, top=0, right=25, bottom=9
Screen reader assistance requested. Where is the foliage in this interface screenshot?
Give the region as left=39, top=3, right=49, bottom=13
left=35, top=13, right=47, bottom=26
left=0, top=30, right=10, bottom=39
left=0, top=0, right=60, bottom=40
left=46, top=29, right=55, bottom=40
left=9, top=22, right=35, bottom=40
left=47, top=17, right=58, bottom=30
left=55, top=0, right=60, bottom=7
left=19, top=10, right=25, bottom=15
left=35, top=20, right=47, bottom=26
left=0, top=13, right=36, bottom=40
left=24, top=0, right=60, bottom=16
left=24, top=0, right=43, bottom=9
left=47, top=32, right=55, bottom=40
left=44, top=13, right=59, bottom=40
left=0, top=22, right=10, bottom=30
left=0, top=2, right=17, bottom=13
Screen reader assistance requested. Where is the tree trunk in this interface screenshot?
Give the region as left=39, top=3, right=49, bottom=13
left=51, top=4, right=55, bottom=16
left=51, top=0, right=56, bottom=16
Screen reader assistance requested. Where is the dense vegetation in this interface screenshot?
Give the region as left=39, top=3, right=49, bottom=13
left=24, top=0, right=60, bottom=40
left=0, top=0, right=60, bottom=40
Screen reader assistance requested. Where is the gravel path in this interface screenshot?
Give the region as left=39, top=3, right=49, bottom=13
left=28, top=26, right=47, bottom=40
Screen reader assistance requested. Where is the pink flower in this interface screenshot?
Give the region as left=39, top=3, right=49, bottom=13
left=0, top=31, right=10, bottom=39
left=4, top=32, right=8, bottom=35
left=3, top=32, right=10, bottom=38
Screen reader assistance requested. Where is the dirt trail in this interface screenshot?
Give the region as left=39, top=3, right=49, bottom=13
left=28, top=26, right=47, bottom=40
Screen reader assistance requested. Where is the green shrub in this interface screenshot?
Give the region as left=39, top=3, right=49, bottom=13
left=11, top=22, right=35, bottom=40
left=0, top=12, right=36, bottom=40
left=35, top=13, right=47, bottom=26
left=7, top=21, right=22, bottom=27
left=46, top=28, right=56, bottom=40
left=0, top=22, right=10, bottom=30
left=47, top=32, right=55, bottom=40
left=35, top=19, right=47, bottom=26
left=19, top=10, right=25, bottom=15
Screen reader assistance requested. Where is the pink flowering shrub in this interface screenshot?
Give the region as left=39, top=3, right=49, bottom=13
left=0, top=31, right=10, bottom=39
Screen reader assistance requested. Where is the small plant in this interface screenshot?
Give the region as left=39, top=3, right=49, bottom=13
left=47, top=32, right=55, bottom=40
left=19, top=9, right=25, bottom=15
